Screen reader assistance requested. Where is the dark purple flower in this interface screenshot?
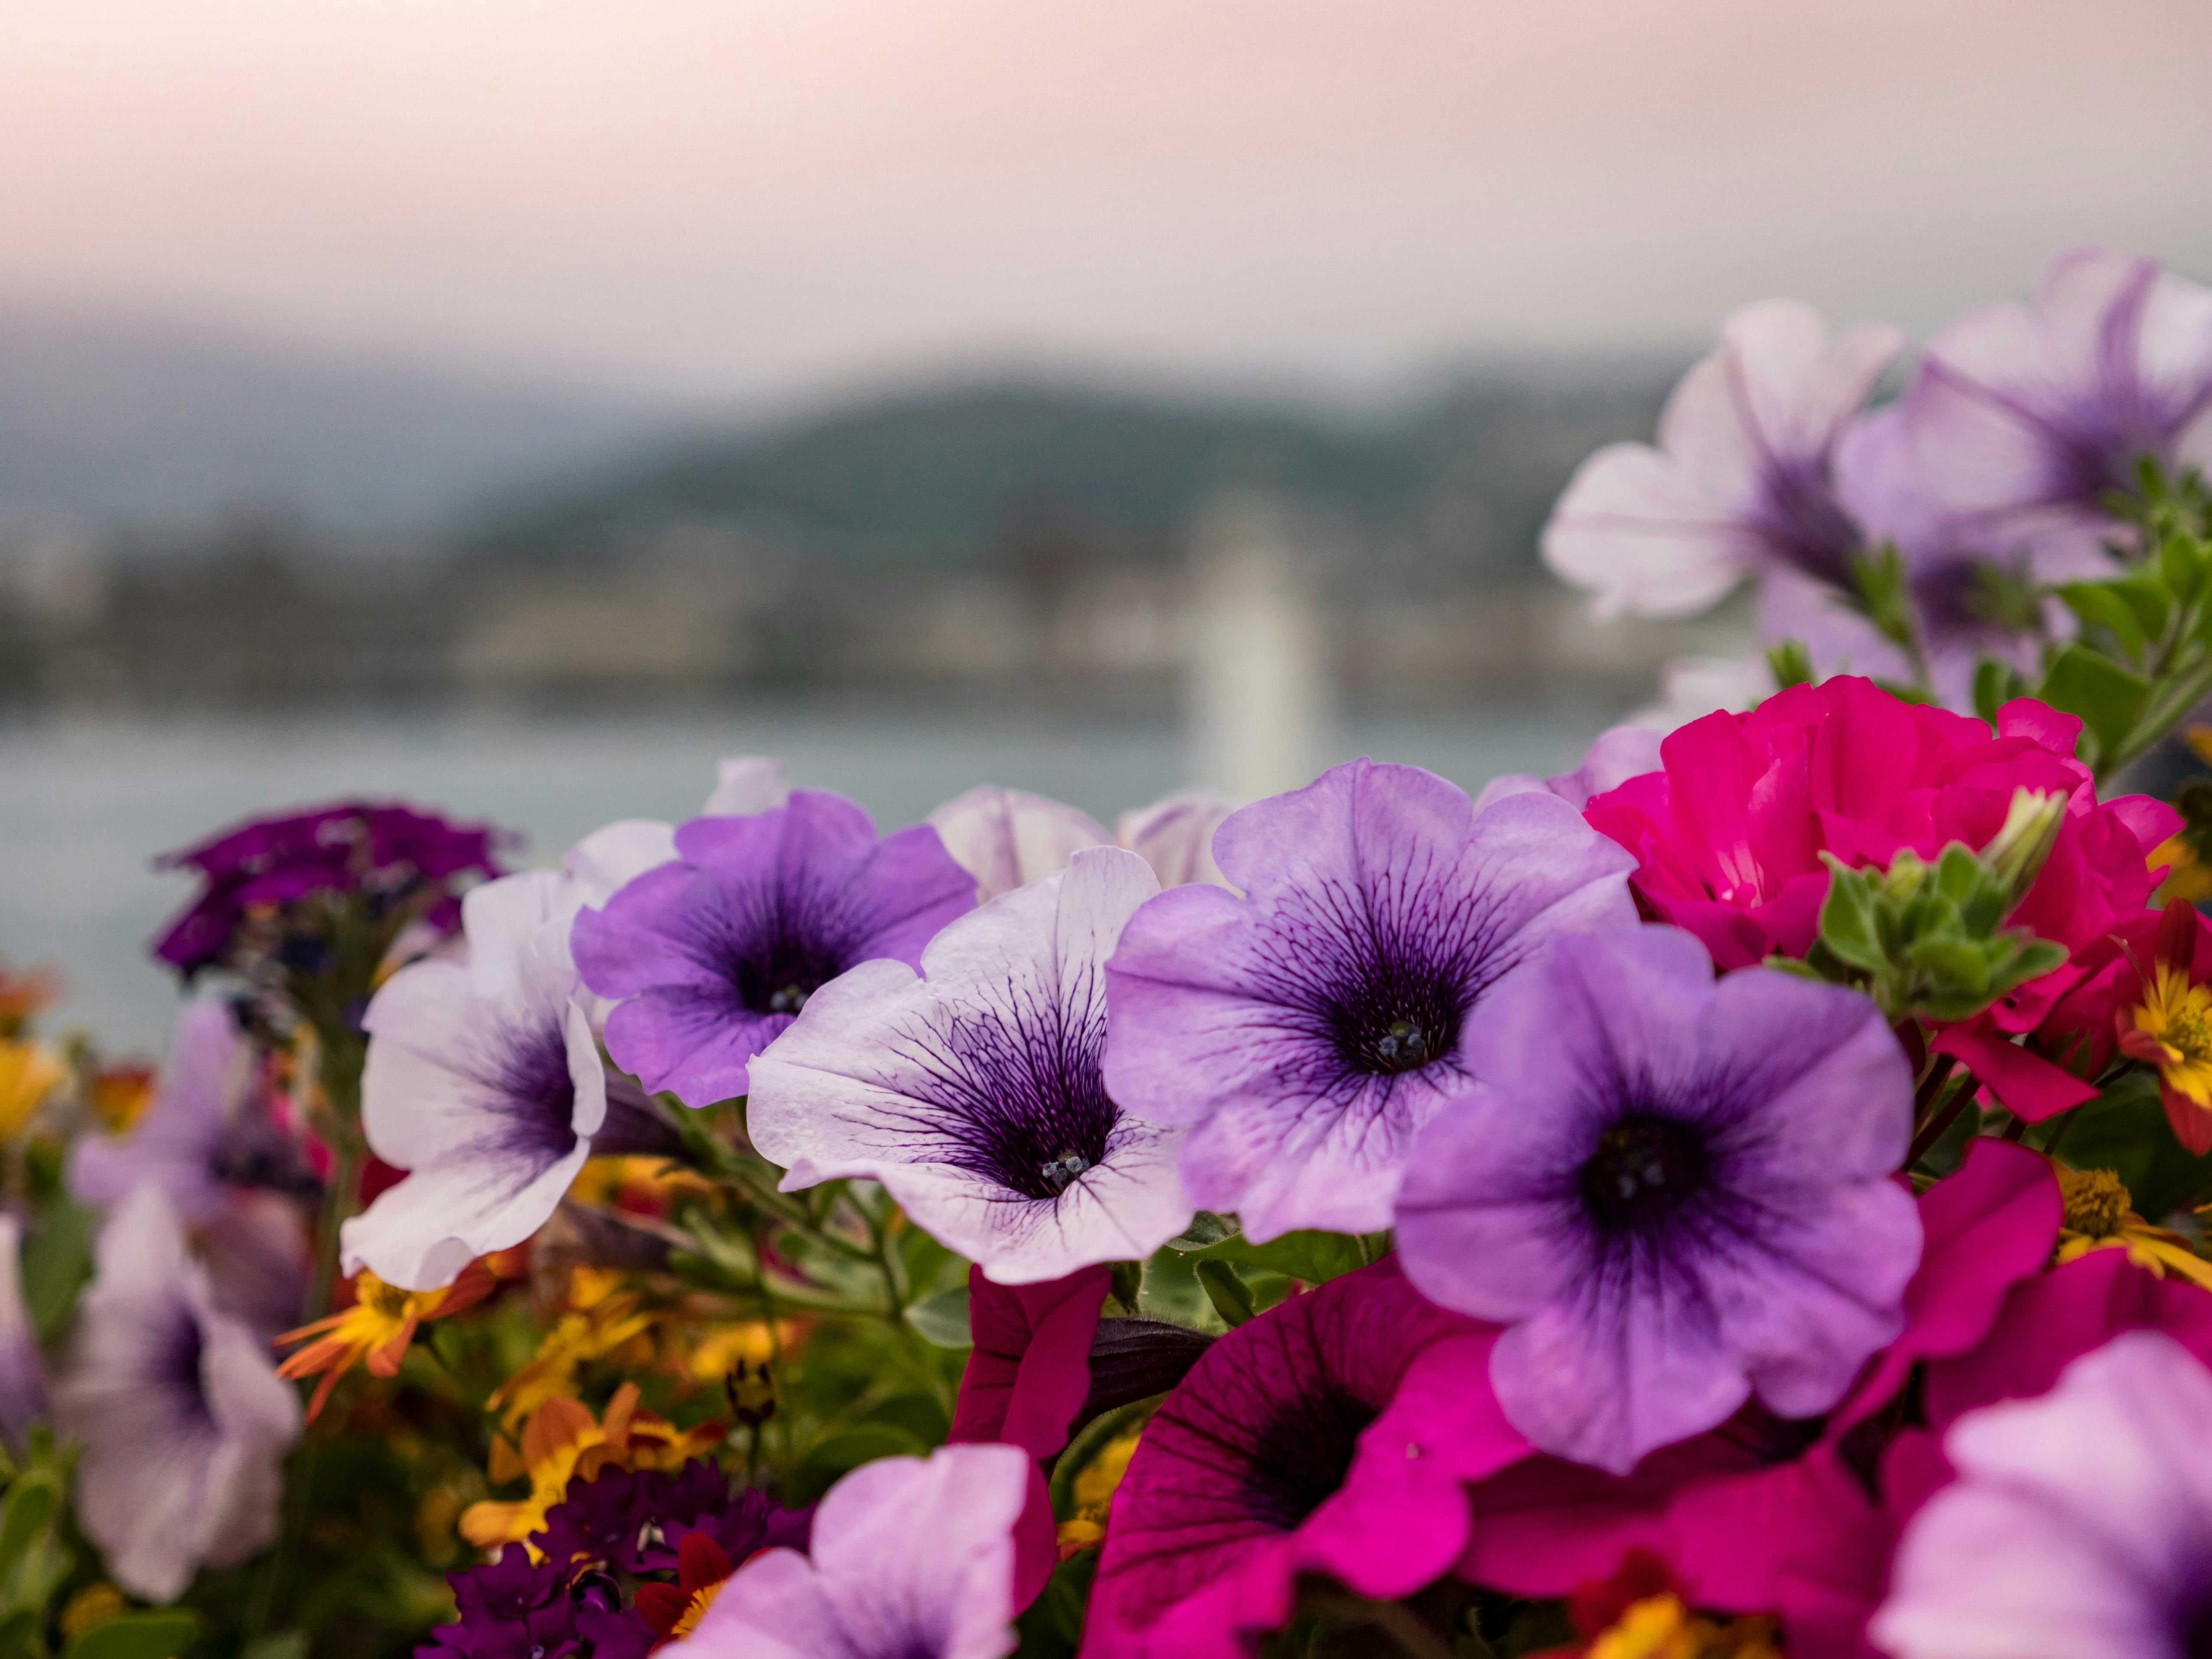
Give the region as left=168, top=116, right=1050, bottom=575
left=534, top=1459, right=810, bottom=1579
left=1395, top=925, right=1922, bottom=1476
left=572, top=790, right=976, bottom=1108
left=1902, top=246, right=2212, bottom=568
left=1102, top=760, right=1637, bottom=1238
left=154, top=800, right=506, bottom=976
left=1084, top=1258, right=1527, bottom=1659
left=419, top=1545, right=582, bottom=1659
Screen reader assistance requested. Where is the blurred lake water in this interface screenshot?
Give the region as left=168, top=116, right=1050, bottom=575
left=2, top=701, right=1616, bottom=1052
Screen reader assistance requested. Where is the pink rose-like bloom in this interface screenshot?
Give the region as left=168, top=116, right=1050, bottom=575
left=1583, top=677, right=2178, bottom=1110
left=1084, top=1258, right=1526, bottom=1659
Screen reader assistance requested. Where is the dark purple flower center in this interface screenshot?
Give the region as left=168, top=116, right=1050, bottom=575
left=893, top=985, right=1119, bottom=1203
left=2183, top=1596, right=2212, bottom=1659
left=1328, top=971, right=1461, bottom=1080
left=712, top=893, right=854, bottom=1020
left=1238, top=1383, right=1377, bottom=1531
left=1578, top=1115, right=1709, bottom=1233
left=474, top=1016, right=580, bottom=1163
left=154, top=1306, right=216, bottom=1430
left=1758, top=457, right=1864, bottom=589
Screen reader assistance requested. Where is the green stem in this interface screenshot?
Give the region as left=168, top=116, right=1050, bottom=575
left=1907, top=1075, right=1977, bottom=1167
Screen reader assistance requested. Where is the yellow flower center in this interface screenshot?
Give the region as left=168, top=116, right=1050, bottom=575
left=671, top=1579, right=725, bottom=1639
left=2058, top=1168, right=2131, bottom=1240
left=1588, top=1594, right=1782, bottom=1659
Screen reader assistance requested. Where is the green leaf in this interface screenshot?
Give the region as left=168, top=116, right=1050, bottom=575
left=0, top=1610, right=37, bottom=1659
left=2057, top=580, right=2150, bottom=659
left=240, top=1635, right=310, bottom=1659
left=64, top=1612, right=201, bottom=1659
left=1193, top=1260, right=1256, bottom=1327
left=1815, top=859, right=1886, bottom=973
left=0, top=1473, right=55, bottom=1584
left=795, top=1424, right=931, bottom=1498
left=1163, top=1212, right=1236, bottom=1251
left=1766, top=639, right=1814, bottom=690
left=1183, top=1229, right=1366, bottom=1285
left=1972, top=657, right=2031, bottom=725
left=902, top=1285, right=972, bottom=1349
left=1107, top=1260, right=1143, bottom=1313
left=21, top=1200, right=99, bottom=1344
left=2037, top=644, right=2149, bottom=761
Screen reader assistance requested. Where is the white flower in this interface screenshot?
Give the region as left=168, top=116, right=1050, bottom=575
left=748, top=847, right=1192, bottom=1283
left=58, top=1186, right=299, bottom=1603
left=928, top=785, right=1234, bottom=901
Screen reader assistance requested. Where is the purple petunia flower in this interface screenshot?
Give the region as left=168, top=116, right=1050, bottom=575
left=1874, top=1329, right=2212, bottom=1659
left=419, top=1544, right=584, bottom=1659
left=748, top=848, right=1192, bottom=1283
left=152, top=800, right=506, bottom=975
left=1395, top=925, right=1922, bottom=1475
left=1902, top=246, right=2212, bottom=569
left=532, top=1459, right=811, bottom=1579
left=71, top=998, right=320, bottom=1225
left=676, top=1442, right=1030, bottom=1659
left=1084, top=1257, right=1527, bottom=1659
left=1101, top=761, right=1638, bottom=1239
left=1542, top=300, right=1904, bottom=619
left=56, top=1185, right=300, bottom=1602
left=572, top=790, right=976, bottom=1108
left=342, top=869, right=683, bottom=1290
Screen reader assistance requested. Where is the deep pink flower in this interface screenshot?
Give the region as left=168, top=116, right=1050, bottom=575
left=1084, top=1258, right=1526, bottom=1659
left=948, top=1265, right=1111, bottom=1608
left=1583, top=677, right=2178, bottom=1118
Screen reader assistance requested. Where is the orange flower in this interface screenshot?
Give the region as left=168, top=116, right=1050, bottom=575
left=86, top=1064, right=156, bottom=1134
left=462, top=1384, right=725, bottom=1553
left=0, top=963, right=59, bottom=1037
left=2117, top=901, right=2212, bottom=1153
left=275, top=1261, right=499, bottom=1421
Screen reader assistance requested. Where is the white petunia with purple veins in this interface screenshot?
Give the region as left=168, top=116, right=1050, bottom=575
left=1902, top=246, right=2212, bottom=570
left=1875, top=1330, right=2212, bottom=1659
left=675, top=1442, right=1028, bottom=1659
left=1102, top=759, right=1640, bottom=1241
left=340, top=867, right=681, bottom=1291
left=1542, top=298, right=1903, bottom=619
left=747, top=846, right=1191, bottom=1284
left=58, top=1186, right=300, bottom=1603
left=1395, top=925, right=1921, bottom=1476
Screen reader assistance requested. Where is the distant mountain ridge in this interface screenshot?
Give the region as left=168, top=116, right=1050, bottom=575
left=460, top=368, right=1678, bottom=580
left=0, top=311, right=686, bottom=536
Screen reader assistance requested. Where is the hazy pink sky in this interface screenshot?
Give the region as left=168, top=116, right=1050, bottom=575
left=2, top=0, right=2208, bottom=396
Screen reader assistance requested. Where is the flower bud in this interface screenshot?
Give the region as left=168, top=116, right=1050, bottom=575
left=1984, top=787, right=2066, bottom=905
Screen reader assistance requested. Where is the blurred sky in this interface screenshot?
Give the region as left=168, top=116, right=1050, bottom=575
left=2, top=0, right=2209, bottom=399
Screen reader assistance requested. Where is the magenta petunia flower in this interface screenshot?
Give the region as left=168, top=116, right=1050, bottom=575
left=572, top=790, right=975, bottom=1107
left=748, top=849, right=1191, bottom=1282
left=1103, top=761, right=1637, bottom=1239
left=1542, top=300, right=1903, bottom=619
left=1902, top=246, right=2212, bottom=569
left=1083, top=1257, right=1526, bottom=1659
left=1395, top=925, right=1920, bottom=1475
left=676, top=1442, right=1030, bottom=1659
left=1875, top=1330, right=2212, bottom=1659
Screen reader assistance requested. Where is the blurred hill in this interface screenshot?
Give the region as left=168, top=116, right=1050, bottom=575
left=0, top=311, right=684, bottom=535
left=461, top=369, right=1675, bottom=588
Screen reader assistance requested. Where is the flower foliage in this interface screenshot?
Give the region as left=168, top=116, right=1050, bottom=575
left=8, top=247, right=2212, bottom=1659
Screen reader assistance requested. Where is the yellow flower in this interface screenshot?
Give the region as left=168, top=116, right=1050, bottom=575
left=2120, top=903, right=2212, bottom=1153
left=1588, top=1594, right=1781, bottom=1659
left=461, top=1384, right=723, bottom=1554
left=568, top=1154, right=712, bottom=1214
left=276, top=1261, right=499, bottom=1422
left=687, top=1320, right=787, bottom=1386
left=2154, top=835, right=2212, bottom=906
left=2054, top=1166, right=2212, bottom=1293
left=0, top=1040, right=65, bottom=1141
left=1055, top=1422, right=1144, bottom=1558
left=485, top=1267, right=658, bottom=1434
